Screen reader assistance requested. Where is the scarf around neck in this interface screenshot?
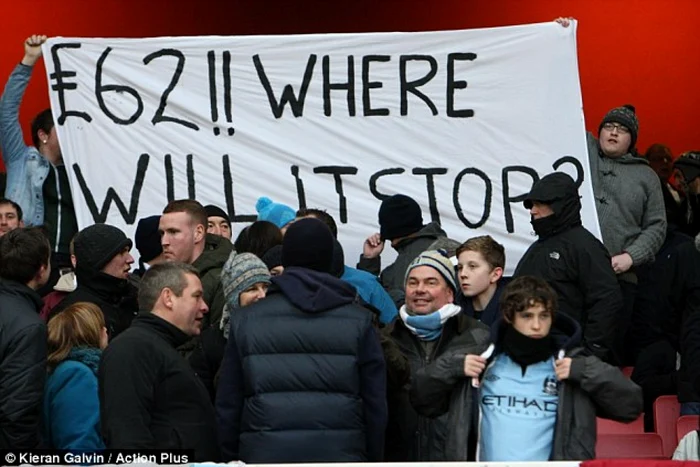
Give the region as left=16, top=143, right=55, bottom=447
left=502, top=325, right=553, bottom=371
left=399, top=303, right=462, bottom=341
left=66, top=346, right=102, bottom=375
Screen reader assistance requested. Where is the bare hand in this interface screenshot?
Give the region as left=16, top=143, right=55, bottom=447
left=611, top=253, right=634, bottom=274
left=554, top=17, right=575, bottom=27
left=555, top=357, right=572, bottom=381
left=362, top=233, right=384, bottom=259
left=22, top=35, right=47, bottom=67
left=464, top=354, right=486, bottom=378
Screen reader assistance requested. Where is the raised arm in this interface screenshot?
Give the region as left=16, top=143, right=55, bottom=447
left=0, top=35, right=46, bottom=167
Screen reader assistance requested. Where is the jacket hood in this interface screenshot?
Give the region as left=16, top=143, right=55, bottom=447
left=272, top=267, right=358, bottom=313
left=394, top=222, right=447, bottom=250
left=525, top=172, right=582, bottom=237
left=490, top=310, right=582, bottom=355
left=192, top=234, right=234, bottom=275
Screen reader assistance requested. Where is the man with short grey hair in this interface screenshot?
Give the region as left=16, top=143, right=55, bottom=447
left=99, top=262, right=221, bottom=462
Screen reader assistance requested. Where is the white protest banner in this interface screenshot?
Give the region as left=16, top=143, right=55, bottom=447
left=42, top=21, right=597, bottom=274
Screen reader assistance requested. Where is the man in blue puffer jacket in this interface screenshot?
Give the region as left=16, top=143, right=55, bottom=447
left=216, top=218, right=387, bottom=463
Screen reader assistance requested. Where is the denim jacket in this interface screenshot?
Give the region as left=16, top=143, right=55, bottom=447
left=0, top=63, right=50, bottom=226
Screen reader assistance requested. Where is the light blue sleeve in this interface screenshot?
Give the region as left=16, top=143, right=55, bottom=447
left=368, top=279, right=398, bottom=324
left=0, top=64, right=33, bottom=169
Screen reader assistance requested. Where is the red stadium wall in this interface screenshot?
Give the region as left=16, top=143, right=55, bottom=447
left=0, top=0, right=697, bottom=171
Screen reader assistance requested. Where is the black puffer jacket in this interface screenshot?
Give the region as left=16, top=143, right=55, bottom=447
left=216, top=268, right=387, bottom=463
left=384, top=312, right=490, bottom=461
left=49, top=264, right=138, bottom=339
left=99, top=314, right=221, bottom=462
left=0, top=280, right=47, bottom=449
left=514, top=172, right=622, bottom=362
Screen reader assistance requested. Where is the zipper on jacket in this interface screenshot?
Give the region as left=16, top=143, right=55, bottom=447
left=53, top=164, right=62, bottom=253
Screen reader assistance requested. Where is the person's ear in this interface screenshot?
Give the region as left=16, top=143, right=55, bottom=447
left=193, top=223, right=205, bottom=243
left=162, top=287, right=174, bottom=309
left=490, top=267, right=504, bottom=284
left=37, top=129, right=49, bottom=145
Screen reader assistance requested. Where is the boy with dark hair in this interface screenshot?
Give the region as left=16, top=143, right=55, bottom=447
left=0, top=227, right=51, bottom=448
left=463, top=276, right=642, bottom=461
left=456, top=235, right=506, bottom=326
left=296, top=208, right=338, bottom=238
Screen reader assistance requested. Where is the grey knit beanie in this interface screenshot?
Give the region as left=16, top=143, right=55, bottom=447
left=220, top=251, right=271, bottom=338
left=599, top=104, right=639, bottom=151
left=404, top=249, right=457, bottom=292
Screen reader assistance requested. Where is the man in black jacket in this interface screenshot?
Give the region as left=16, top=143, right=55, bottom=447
left=216, top=218, right=387, bottom=463
left=384, top=249, right=490, bottom=461
left=358, top=194, right=460, bottom=307
left=49, top=223, right=138, bottom=338
left=514, top=172, right=622, bottom=363
left=99, top=262, right=220, bottom=462
left=0, top=227, right=51, bottom=448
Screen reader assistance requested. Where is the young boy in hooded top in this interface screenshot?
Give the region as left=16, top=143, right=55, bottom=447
left=456, top=236, right=506, bottom=326
left=416, top=276, right=642, bottom=461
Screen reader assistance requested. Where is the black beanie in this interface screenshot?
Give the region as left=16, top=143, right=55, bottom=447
left=282, top=218, right=334, bottom=273
left=674, top=151, right=700, bottom=183
left=74, top=224, right=133, bottom=272
left=599, top=104, right=639, bottom=151
left=205, top=204, right=230, bottom=223
left=379, top=194, right=424, bottom=241
left=330, top=239, right=345, bottom=278
left=261, top=244, right=283, bottom=270
left=135, top=215, right=162, bottom=264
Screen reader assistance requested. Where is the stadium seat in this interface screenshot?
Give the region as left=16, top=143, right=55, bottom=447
left=653, top=395, right=681, bottom=457
left=597, top=413, right=645, bottom=434
left=676, top=415, right=700, bottom=443
left=595, top=433, right=665, bottom=459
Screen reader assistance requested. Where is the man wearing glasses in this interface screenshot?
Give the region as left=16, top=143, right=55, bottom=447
left=586, top=105, right=666, bottom=366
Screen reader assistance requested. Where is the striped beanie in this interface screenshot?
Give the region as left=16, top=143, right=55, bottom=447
left=221, top=252, right=271, bottom=309
left=220, top=251, right=271, bottom=338
left=404, top=249, right=457, bottom=292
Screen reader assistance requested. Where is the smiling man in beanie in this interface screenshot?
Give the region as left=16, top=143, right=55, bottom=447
left=358, top=194, right=460, bottom=307
left=383, top=249, right=489, bottom=461
left=217, top=218, right=387, bottom=463
left=48, top=224, right=138, bottom=338
left=585, top=105, right=666, bottom=364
